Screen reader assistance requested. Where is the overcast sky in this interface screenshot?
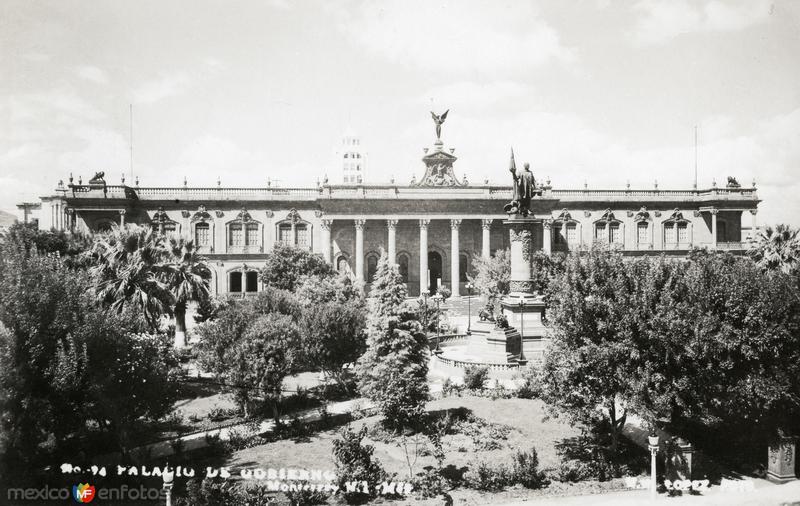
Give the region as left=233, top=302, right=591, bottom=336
left=1, top=0, right=799, bottom=225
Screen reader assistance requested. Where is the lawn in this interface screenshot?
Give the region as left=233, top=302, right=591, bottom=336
left=222, top=395, right=635, bottom=504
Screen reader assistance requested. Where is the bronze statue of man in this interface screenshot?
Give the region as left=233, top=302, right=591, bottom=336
left=505, top=148, right=537, bottom=216
left=431, top=110, right=449, bottom=140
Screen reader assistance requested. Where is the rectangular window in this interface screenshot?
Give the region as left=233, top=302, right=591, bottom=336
left=665, top=223, right=676, bottom=244
left=229, top=272, right=242, bottom=293
left=595, top=223, right=606, bottom=241
left=229, top=224, right=242, bottom=246
left=246, top=223, right=258, bottom=246
left=296, top=225, right=308, bottom=248
left=245, top=271, right=258, bottom=292
left=609, top=223, right=621, bottom=244
left=566, top=223, right=577, bottom=244
left=637, top=222, right=648, bottom=243
left=279, top=224, right=292, bottom=245
left=195, top=223, right=209, bottom=246
left=678, top=223, right=688, bottom=243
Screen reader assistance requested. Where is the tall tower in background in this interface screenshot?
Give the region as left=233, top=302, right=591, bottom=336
left=336, top=127, right=367, bottom=184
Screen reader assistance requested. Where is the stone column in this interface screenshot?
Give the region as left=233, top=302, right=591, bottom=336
left=543, top=220, right=552, bottom=255
left=419, top=219, right=429, bottom=295
left=387, top=219, right=397, bottom=265
left=481, top=219, right=492, bottom=259
left=66, top=208, right=75, bottom=233
left=749, top=209, right=758, bottom=241
left=450, top=219, right=461, bottom=297
left=711, top=209, right=718, bottom=249
left=354, top=219, right=365, bottom=283
left=119, top=209, right=126, bottom=227
left=508, top=220, right=535, bottom=295
left=320, top=219, right=333, bottom=263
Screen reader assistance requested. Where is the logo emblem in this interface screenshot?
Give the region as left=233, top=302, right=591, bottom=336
left=73, top=483, right=96, bottom=503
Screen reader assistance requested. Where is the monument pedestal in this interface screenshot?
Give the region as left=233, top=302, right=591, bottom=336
left=767, top=436, right=797, bottom=483
left=499, top=216, right=549, bottom=365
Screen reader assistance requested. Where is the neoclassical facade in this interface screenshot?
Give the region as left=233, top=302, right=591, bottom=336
left=32, top=129, right=760, bottom=298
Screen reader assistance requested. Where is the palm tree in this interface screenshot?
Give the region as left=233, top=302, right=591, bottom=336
left=163, top=237, right=212, bottom=347
left=92, top=225, right=173, bottom=329
left=750, top=224, right=800, bottom=274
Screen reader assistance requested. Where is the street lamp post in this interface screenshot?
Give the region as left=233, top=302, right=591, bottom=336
left=648, top=433, right=660, bottom=501
left=466, top=282, right=474, bottom=334
left=432, top=293, right=444, bottom=354
left=162, top=465, right=174, bottom=506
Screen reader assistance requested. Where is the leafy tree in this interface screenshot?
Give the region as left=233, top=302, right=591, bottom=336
left=750, top=224, right=800, bottom=275
left=332, top=425, right=386, bottom=504
left=637, top=251, right=800, bottom=443
left=1, top=221, right=93, bottom=268
left=356, top=250, right=429, bottom=431
left=468, top=249, right=510, bottom=308
left=228, top=314, right=298, bottom=419
left=295, top=272, right=363, bottom=306
left=300, top=300, right=366, bottom=392
left=539, top=246, right=642, bottom=452
left=259, top=244, right=335, bottom=291
left=0, top=235, right=179, bottom=484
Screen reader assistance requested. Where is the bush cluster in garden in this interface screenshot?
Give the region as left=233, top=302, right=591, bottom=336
left=332, top=425, right=387, bottom=504
left=463, top=365, right=490, bottom=390
left=463, top=448, right=547, bottom=491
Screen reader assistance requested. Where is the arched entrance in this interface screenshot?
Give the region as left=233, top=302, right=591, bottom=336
left=428, top=251, right=442, bottom=294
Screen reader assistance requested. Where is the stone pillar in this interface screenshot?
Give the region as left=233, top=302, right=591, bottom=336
left=543, top=220, right=552, bottom=255
left=508, top=220, right=535, bottom=295
left=66, top=208, right=75, bottom=233
left=387, top=219, right=397, bottom=265
left=119, top=209, right=126, bottom=227
left=749, top=209, right=758, bottom=241
left=767, top=436, right=797, bottom=483
left=450, top=219, right=461, bottom=297
left=419, top=219, right=429, bottom=295
left=711, top=208, right=718, bottom=249
left=354, top=219, right=365, bottom=283
left=320, top=219, right=333, bottom=263
left=481, top=219, right=492, bottom=259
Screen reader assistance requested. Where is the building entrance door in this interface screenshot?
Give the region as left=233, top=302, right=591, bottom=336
left=428, top=251, right=442, bottom=294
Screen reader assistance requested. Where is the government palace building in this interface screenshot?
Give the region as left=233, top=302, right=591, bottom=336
left=29, top=118, right=761, bottom=298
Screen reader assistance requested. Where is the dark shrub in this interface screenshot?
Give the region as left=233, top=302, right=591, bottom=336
left=463, top=365, right=490, bottom=390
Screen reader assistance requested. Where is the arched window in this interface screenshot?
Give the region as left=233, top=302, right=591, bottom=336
left=366, top=253, right=379, bottom=282
left=195, top=222, right=210, bottom=247
left=594, top=210, right=623, bottom=245
left=337, top=256, right=349, bottom=273
left=344, top=153, right=348, bottom=159
left=459, top=253, right=469, bottom=282
left=663, top=209, right=691, bottom=247
left=398, top=253, right=410, bottom=283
